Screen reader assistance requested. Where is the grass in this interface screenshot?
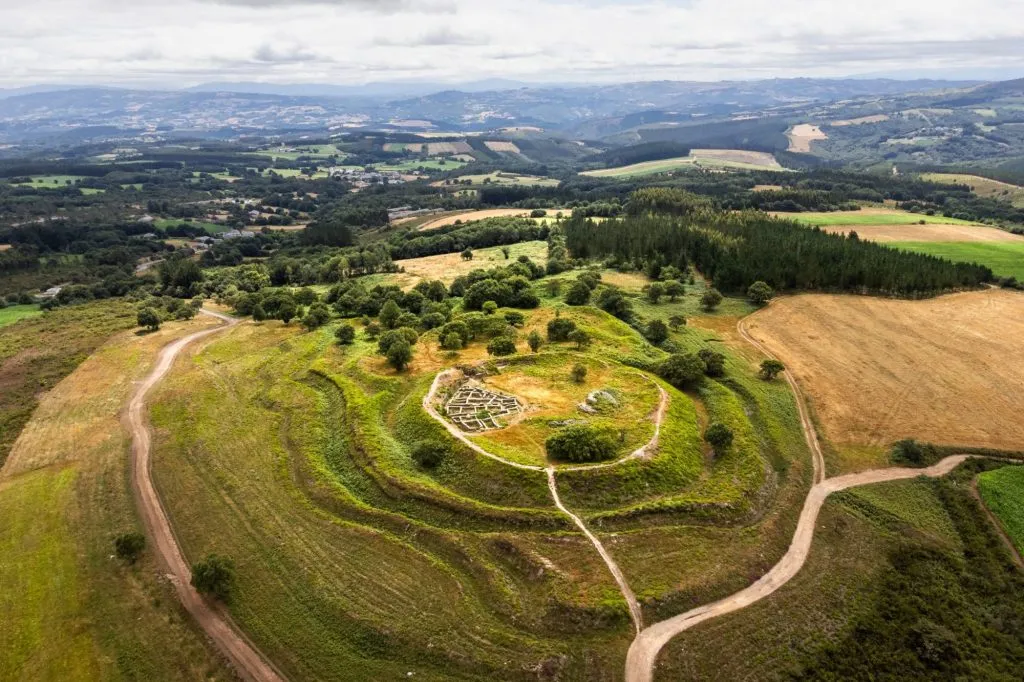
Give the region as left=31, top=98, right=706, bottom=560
left=786, top=209, right=980, bottom=226
left=0, top=316, right=232, bottom=681
left=0, top=304, right=43, bottom=328
left=581, top=156, right=696, bottom=179
left=374, top=158, right=468, bottom=172
left=152, top=218, right=232, bottom=235
left=890, top=240, right=1024, bottom=279
left=251, top=144, right=348, bottom=161
left=922, top=172, right=1024, bottom=207
left=9, top=175, right=90, bottom=187
left=978, top=465, right=1024, bottom=555
left=442, top=172, right=560, bottom=187
left=381, top=240, right=549, bottom=288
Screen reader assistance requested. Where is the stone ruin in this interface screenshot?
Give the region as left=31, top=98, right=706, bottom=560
left=578, top=389, right=618, bottom=415
left=445, top=381, right=523, bottom=432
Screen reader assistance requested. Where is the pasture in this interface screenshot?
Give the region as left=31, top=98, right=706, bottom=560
left=252, top=144, right=347, bottom=161
left=437, top=171, right=560, bottom=188
left=0, top=304, right=42, bottom=328
left=583, top=149, right=782, bottom=178
left=921, top=173, right=1024, bottom=207
left=418, top=208, right=551, bottom=231
left=152, top=218, right=231, bottom=235
left=581, top=156, right=697, bottom=178
left=819, top=222, right=1021, bottom=243
left=786, top=124, right=828, bottom=153
left=783, top=208, right=981, bottom=226
left=829, top=114, right=890, bottom=126
left=978, top=465, right=1024, bottom=555
left=373, top=158, right=467, bottom=172
left=892, top=241, right=1024, bottom=280
left=483, top=141, right=521, bottom=153
left=743, top=290, right=1024, bottom=473
left=387, top=240, right=549, bottom=286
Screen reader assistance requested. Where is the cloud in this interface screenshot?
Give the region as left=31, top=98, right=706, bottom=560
left=375, top=27, right=486, bottom=47
left=252, top=44, right=321, bottom=63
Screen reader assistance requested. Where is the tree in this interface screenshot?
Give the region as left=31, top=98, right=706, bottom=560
left=482, top=300, right=498, bottom=316
left=669, top=314, right=686, bottom=330
left=302, top=302, right=331, bottom=330
left=665, top=280, right=685, bottom=302
left=386, top=339, right=413, bottom=371
left=364, top=321, right=382, bottom=339
left=759, top=359, right=785, bottom=380
left=335, top=324, right=356, bottom=345
left=568, top=328, right=591, bottom=350
left=252, top=303, right=267, bottom=322
left=379, top=299, right=401, bottom=329
left=645, top=319, right=669, bottom=344
left=114, top=532, right=146, bottom=564
left=378, top=327, right=419, bottom=356
left=747, top=281, right=774, bottom=306
left=545, top=424, right=616, bottom=463
left=460, top=248, right=474, bottom=261
left=547, top=317, right=577, bottom=342
left=571, top=363, right=587, bottom=384
left=645, top=282, right=665, bottom=303
left=698, top=348, right=726, bottom=377
left=704, top=423, right=734, bottom=455
left=501, top=246, right=511, bottom=260
left=527, top=330, right=542, bottom=353
left=487, top=335, right=517, bottom=357
left=441, top=332, right=463, bottom=351
left=191, top=554, right=235, bottom=601
left=700, top=288, right=723, bottom=311
left=596, top=287, right=633, bottom=321
left=278, top=300, right=297, bottom=324
left=504, top=311, right=525, bottom=327
left=411, top=440, right=448, bottom=468
left=295, top=287, right=318, bottom=306
left=658, top=353, right=705, bottom=389
left=564, top=281, right=592, bottom=306
left=137, top=308, right=161, bottom=331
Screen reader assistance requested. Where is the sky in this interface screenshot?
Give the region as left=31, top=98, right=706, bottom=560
left=1, top=0, right=1023, bottom=88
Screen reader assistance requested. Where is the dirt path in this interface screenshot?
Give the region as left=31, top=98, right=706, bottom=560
left=128, top=310, right=285, bottom=682
left=623, top=307, right=1003, bottom=682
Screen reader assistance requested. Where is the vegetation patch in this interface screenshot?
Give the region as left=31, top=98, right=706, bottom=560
left=978, top=465, right=1024, bottom=555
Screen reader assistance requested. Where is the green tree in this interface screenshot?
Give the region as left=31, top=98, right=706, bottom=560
left=411, top=440, right=448, bottom=468
left=747, top=281, right=774, bottom=306
left=545, top=424, right=616, bottom=463
left=545, top=279, right=562, bottom=297
left=440, top=332, right=463, bottom=351
left=669, top=314, right=686, bottom=330
left=302, top=302, right=331, bottom=330
left=700, top=288, right=723, bottom=311
left=460, top=248, right=473, bottom=261
left=645, top=282, right=665, bottom=303
left=364, top=321, right=382, bottom=339
left=501, top=246, right=511, bottom=260
left=137, top=308, right=161, bottom=331
left=759, top=359, right=785, bottom=380
left=482, top=300, right=498, bottom=316
left=335, top=324, right=356, bottom=345
left=487, top=335, right=517, bottom=357
left=278, top=300, right=297, bottom=324
left=658, top=353, right=705, bottom=389
left=665, top=280, right=685, bottom=302
left=568, top=328, right=591, bottom=350
left=527, top=330, right=542, bottom=353
left=704, top=423, right=734, bottom=455
left=564, top=281, right=592, bottom=306
left=252, top=303, right=267, bottom=322
left=114, top=532, right=146, bottom=564
left=191, top=554, right=235, bottom=601
left=698, top=348, right=726, bottom=377
left=645, top=319, right=669, bottom=344
left=379, top=299, right=401, bottom=329
left=547, top=317, right=577, bottom=342
left=386, top=339, right=413, bottom=371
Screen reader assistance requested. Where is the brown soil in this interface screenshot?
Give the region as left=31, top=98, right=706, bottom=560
left=742, top=290, right=1024, bottom=454
left=785, top=124, right=828, bottom=153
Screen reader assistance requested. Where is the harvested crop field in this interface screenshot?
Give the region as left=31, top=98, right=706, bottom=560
left=691, top=148, right=782, bottom=169
left=785, top=124, right=827, bottom=152
left=922, top=173, right=1024, bottom=207
left=483, top=141, right=520, bottom=153
left=782, top=208, right=980, bottom=227
left=743, top=290, right=1024, bottom=466
left=581, top=156, right=696, bottom=178
left=821, top=222, right=1022, bottom=243
left=390, top=240, right=549, bottom=286
left=418, top=208, right=542, bottom=231
left=829, top=114, right=890, bottom=126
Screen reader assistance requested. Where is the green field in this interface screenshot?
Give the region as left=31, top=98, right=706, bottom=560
left=9, top=175, right=90, bottom=187
left=0, top=304, right=42, bottom=328
left=787, top=210, right=980, bottom=226
left=252, top=144, right=348, bottom=161
left=374, top=158, right=468, bottom=172
left=444, top=172, right=560, bottom=187
left=152, top=218, right=232, bottom=235
left=978, top=465, right=1024, bottom=555
left=580, top=156, right=696, bottom=179
left=891, top=240, right=1024, bottom=279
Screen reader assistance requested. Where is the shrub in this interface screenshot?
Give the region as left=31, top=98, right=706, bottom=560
left=386, top=339, right=413, bottom=371
left=547, top=317, right=577, bottom=342
left=698, top=348, right=726, bottom=377
left=335, top=324, right=356, bottom=345
left=420, top=312, right=447, bottom=329
left=379, top=299, right=401, bottom=329
left=302, top=302, right=331, bottom=330
left=665, top=280, right=685, bottom=301
left=700, top=288, right=723, bottom=311
left=571, top=364, right=587, bottom=383
left=891, top=438, right=941, bottom=466
left=645, top=282, right=665, bottom=303
left=191, top=554, right=235, bottom=601
left=658, top=353, right=705, bottom=389
left=545, top=424, right=617, bottom=463
left=527, top=330, right=542, bottom=353
left=482, top=300, right=498, bottom=315
left=252, top=303, right=267, bottom=321
left=504, top=311, right=525, bottom=327
left=441, top=332, right=463, bottom=351
left=568, top=328, right=591, bottom=350
left=705, top=423, right=734, bottom=455
left=530, top=209, right=547, bottom=218
left=759, top=359, right=785, bottom=380
left=364, top=321, right=381, bottom=339
left=378, top=327, right=418, bottom=355
left=747, top=281, right=774, bottom=306
left=668, top=314, right=686, bottom=329
left=114, top=532, right=146, bottom=564
left=411, top=440, right=448, bottom=468
left=596, top=287, right=633, bottom=321
left=487, top=335, right=518, bottom=357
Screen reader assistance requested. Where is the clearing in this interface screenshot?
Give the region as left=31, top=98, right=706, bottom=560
left=581, top=157, right=696, bottom=178
left=978, top=465, right=1024, bottom=556
left=785, top=124, right=828, bottom=153
left=418, top=208, right=551, bottom=231
left=484, top=141, right=521, bottom=153
left=742, top=290, right=1024, bottom=472
left=384, top=240, right=549, bottom=287
left=921, top=173, right=1024, bottom=208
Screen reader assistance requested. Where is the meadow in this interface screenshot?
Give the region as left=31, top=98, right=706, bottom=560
left=0, top=304, right=42, bottom=328
left=582, top=150, right=781, bottom=178
left=439, top=171, right=560, bottom=187
left=784, top=208, right=980, bottom=226
left=922, top=172, right=1024, bottom=207
left=978, top=465, right=1024, bottom=555
left=373, top=158, right=468, bottom=172
left=153, top=218, right=232, bottom=235
left=891, top=240, right=1024, bottom=280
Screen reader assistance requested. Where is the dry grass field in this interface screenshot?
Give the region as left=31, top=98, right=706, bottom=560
left=820, top=222, right=1023, bottom=243
left=484, top=141, right=520, bottom=153
left=385, top=240, right=549, bottom=287
left=830, top=114, right=890, bottom=126
left=690, top=149, right=782, bottom=168
left=743, top=290, right=1024, bottom=472
left=786, top=124, right=828, bottom=152
left=922, top=173, right=1024, bottom=207
left=418, top=208, right=548, bottom=231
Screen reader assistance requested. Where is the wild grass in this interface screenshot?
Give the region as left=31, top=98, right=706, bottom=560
left=0, top=304, right=42, bottom=328
left=978, top=464, right=1024, bottom=554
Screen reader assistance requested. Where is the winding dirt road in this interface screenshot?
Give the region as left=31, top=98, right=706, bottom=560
left=622, top=310, right=1008, bottom=682
left=128, top=311, right=285, bottom=682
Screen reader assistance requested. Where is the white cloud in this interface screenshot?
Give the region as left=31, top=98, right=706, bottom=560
left=0, top=0, right=1021, bottom=87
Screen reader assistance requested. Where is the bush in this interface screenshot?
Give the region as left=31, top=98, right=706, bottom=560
left=759, top=359, right=785, bottom=380
left=364, top=321, right=381, bottom=339
left=700, top=288, right=723, bottom=311
left=669, top=314, right=686, bottom=329
left=658, top=353, right=705, bottom=389
left=596, top=287, right=633, bottom=321
left=191, top=554, right=235, bottom=601
left=698, top=348, right=726, bottom=377
left=564, top=281, right=592, bottom=306
left=645, top=282, right=665, bottom=303
left=411, top=440, right=448, bottom=468
left=545, top=424, right=617, bottom=463
left=891, top=438, right=941, bottom=466
left=504, top=311, right=525, bottom=327
left=747, top=280, right=774, bottom=306
left=568, top=328, right=591, bottom=350
left=386, top=339, right=413, bottom=371
left=441, top=332, right=463, bottom=351
left=527, top=330, right=542, bottom=353
left=704, top=422, right=734, bottom=455
left=665, top=280, right=685, bottom=301
left=547, top=317, right=577, bottom=342
left=335, top=324, right=356, bottom=345
left=571, top=363, right=587, bottom=383
left=114, top=532, right=146, bottom=564
left=487, top=335, right=518, bottom=357
left=482, top=300, right=498, bottom=315
left=645, top=319, right=669, bottom=344
left=302, top=302, right=331, bottom=330
left=137, top=307, right=161, bottom=331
